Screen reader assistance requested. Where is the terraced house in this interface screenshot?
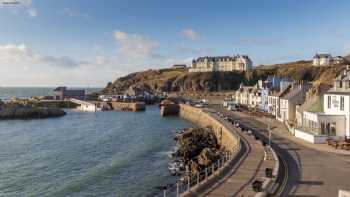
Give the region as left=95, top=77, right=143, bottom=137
left=277, top=83, right=311, bottom=124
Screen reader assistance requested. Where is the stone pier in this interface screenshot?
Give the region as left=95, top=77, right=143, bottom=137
left=110, top=101, right=146, bottom=112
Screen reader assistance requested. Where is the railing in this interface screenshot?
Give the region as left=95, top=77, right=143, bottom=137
left=162, top=112, right=241, bottom=197
left=295, top=125, right=322, bottom=135
left=162, top=144, right=240, bottom=197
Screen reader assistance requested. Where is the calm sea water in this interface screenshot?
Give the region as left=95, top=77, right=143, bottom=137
left=0, top=87, right=101, bottom=100
left=0, top=88, right=193, bottom=196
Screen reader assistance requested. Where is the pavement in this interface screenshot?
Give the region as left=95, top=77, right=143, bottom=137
left=205, top=132, right=275, bottom=197
left=221, top=108, right=350, bottom=197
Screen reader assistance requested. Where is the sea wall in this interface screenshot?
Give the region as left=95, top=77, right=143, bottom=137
left=178, top=104, right=239, bottom=153
left=160, top=104, right=179, bottom=116
left=110, top=101, right=146, bottom=112
left=37, top=100, right=78, bottom=108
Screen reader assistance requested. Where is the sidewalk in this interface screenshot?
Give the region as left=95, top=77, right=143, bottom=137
left=233, top=111, right=350, bottom=156
left=205, top=132, right=274, bottom=197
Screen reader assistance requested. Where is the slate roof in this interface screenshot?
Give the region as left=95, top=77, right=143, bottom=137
left=313, top=53, right=331, bottom=58
left=193, top=55, right=251, bottom=62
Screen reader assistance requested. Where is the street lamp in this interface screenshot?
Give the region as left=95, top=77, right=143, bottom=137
left=268, top=123, right=272, bottom=147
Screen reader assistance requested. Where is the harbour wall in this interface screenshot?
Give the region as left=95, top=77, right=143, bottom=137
left=160, top=104, right=179, bottom=116
left=110, top=101, right=146, bottom=112
left=37, top=100, right=78, bottom=108
left=178, top=104, right=239, bottom=153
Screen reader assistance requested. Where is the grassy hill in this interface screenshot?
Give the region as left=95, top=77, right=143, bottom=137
left=102, top=60, right=349, bottom=94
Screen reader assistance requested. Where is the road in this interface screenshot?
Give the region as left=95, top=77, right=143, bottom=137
left=215, top=106, right=350, bottom=197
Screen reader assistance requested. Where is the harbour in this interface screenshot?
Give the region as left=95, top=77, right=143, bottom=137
left=0, top=101, right=193, bottom=196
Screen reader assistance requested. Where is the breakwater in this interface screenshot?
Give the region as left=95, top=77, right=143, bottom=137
left=37, top=100, right=79, bottom=108
left=160, top=104, right=179, bottom=116
left=110, top=101, right=146, bottom=111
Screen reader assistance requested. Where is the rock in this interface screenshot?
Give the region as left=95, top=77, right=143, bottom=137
left=197, top=148, right=219, bottom=167
left=0, top=103, right=66, bottom=120
left=175, top=127, right=223, bottom=174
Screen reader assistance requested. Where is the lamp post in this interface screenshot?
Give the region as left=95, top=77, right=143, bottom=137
left=268, top=124, right=272, bottom=147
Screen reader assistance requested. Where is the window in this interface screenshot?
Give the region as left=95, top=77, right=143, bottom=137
left=341, top=96, right=344, bottom=111
left=328, top=96, right=331, bottom=108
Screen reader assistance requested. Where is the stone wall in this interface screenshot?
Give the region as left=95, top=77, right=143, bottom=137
left=160, top=104, right=179, bottom=116
left=179, top=104, right=239, bottom=153
left=110, top=101, right=146, bottom=111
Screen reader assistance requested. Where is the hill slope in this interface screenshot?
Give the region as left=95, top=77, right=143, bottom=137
left=102, top=61, right=348, bottom=94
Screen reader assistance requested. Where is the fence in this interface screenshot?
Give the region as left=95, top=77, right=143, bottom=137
left=163, top=114, right=241, bottom=197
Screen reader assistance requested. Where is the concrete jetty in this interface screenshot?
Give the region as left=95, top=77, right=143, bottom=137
left=70, top=98, right=99, bottom=112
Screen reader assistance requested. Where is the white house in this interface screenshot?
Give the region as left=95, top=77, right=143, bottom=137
left=313, top=53, right=332, bottom=66
left=294, top=67, right=350, bottom=143
left=234, top=84, right=254, bottom=106
left=249, top=89, right=261, bottom=109
left=268, top=93, right=280, bottom=116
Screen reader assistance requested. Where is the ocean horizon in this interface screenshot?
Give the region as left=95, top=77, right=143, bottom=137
left=0, top=87, right=102, bottom=100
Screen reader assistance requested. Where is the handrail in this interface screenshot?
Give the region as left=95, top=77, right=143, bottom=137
left=162, top=109, right=241, bottom=197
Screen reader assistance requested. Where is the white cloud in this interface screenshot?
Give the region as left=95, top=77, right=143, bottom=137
left=181, top=29, right=200, bottom=41
left=0, top=44, right=119, bottom=86
left=0, top=0, right=37, bottom=17
left=0, top=29, right=208, bottom=86
left=0, top=44, right=85, bottom=68
left=114, top=31, right=160, bottom=59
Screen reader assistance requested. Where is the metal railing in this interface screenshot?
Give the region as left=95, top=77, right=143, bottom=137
left=162, top=113, right=241, bottom=197
left=162, top=145, right=240, bottom=197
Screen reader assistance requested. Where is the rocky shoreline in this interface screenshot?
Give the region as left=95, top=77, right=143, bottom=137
left=0, top=101, right=66, bottom=120
left=170, top=126, right=225, bottom=177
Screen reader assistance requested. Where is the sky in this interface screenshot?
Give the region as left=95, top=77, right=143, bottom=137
left=0, top=0, right=350, bottom=87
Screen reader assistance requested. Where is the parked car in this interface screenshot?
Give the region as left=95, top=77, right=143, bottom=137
left=194, top=103, right=204, bottom=108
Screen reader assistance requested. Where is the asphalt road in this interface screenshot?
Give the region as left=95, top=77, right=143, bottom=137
left=214, top=106, right=350, bottom=197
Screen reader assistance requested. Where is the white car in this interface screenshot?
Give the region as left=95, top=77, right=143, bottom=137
left=194, top=103, right=204, bottom=108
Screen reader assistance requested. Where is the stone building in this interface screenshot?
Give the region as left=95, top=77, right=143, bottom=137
left=189, top=55, right=252, bottom=72
left=53, top=87, right=85, bottom=100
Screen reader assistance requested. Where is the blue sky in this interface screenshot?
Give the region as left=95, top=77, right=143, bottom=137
left=0, top=0, right=350, bottom=87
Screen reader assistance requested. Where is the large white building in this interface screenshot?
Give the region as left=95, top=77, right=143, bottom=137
left=313, top=53, right=332, bottom=66
left=189, top=55, right=253, bottom=72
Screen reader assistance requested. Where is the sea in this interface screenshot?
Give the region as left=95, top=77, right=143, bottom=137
left=0, top=87, right=100, bottom=100
left=0, top=88, right=193, bottom=196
